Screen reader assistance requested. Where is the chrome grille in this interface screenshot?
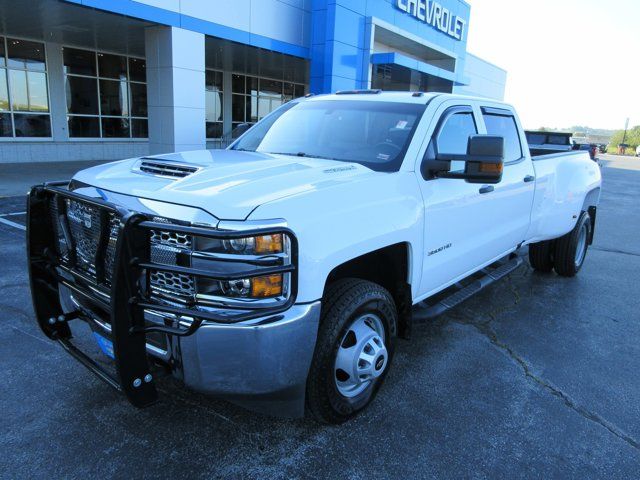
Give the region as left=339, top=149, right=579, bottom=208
left=150, top=229, right=192, bottom=249
left=149, top=271, right=196, bottom=297
left=149, top=221, right=195, bottom=298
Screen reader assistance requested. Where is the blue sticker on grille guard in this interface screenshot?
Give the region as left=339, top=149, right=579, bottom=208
left=93, top=332, right=115, bottom=359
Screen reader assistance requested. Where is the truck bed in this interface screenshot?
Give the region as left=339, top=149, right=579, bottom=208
left=529, top=146, right=574, bottom=157
left=530, top=150, right=588, bottom=161
left=527, top=150, right=600, bottom=243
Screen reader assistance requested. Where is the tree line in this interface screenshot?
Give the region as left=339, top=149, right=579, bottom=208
left=608, top=125, right=640, bottom=150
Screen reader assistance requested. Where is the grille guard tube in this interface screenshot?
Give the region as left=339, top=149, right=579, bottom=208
left=26, top=182, right=299, bottom=408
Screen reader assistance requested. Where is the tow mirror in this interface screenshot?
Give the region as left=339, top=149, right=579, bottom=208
left=434, top=135, right=505, bottom=184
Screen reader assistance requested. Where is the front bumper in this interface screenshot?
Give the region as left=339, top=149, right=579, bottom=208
left=179, top=302, right=320, bottom=417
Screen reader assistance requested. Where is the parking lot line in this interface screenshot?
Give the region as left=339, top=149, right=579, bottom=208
left=0, top=216, right=26, bottom=231
left=0, top=211, right=26, bottom=217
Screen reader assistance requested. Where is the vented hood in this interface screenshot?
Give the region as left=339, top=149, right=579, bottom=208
left=73, top=149, right=377, bottom=221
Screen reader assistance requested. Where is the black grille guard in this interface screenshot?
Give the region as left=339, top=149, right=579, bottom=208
left=27, top=181, right=298, bottom=407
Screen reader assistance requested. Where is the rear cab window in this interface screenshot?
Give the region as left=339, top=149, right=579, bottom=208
left=481, top=107, right=523, bottom=164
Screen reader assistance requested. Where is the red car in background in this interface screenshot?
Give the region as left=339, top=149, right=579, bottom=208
left=574, top=143, right=598, bottom=161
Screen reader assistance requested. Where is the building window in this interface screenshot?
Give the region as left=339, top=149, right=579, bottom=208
left=205, top=73, right=305, bottom=139
left=205, top=69, right=223, bottom=139
left=0, top=37, right=51, bottom=137
left=230, top=74, right=305, bottom=133
left=63, top=47, right=147, bottom=138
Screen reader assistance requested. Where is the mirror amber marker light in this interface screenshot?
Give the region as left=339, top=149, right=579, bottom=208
left=479, top=163, right=503, bottom=174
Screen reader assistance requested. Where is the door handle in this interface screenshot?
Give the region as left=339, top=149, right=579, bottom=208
left=479, top=185, right=494, bottom=194
left=523, top=175, right=535, bottom=183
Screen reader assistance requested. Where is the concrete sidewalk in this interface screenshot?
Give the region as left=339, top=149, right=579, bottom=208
left=0, top=160, right=109, bottom=197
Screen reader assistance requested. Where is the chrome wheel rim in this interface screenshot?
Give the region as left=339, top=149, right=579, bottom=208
left=575, top=223, right=588, bottom=266
left=334, top=313, right=387, bottom=398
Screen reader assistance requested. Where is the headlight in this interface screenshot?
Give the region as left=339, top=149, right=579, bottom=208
left=222, top=234, right=283, bottom=254
left=220, top=273, right=283, bottom=298
left=222, top=237, right=254, bottom=252
left=193, top=233, right=290, bottom=302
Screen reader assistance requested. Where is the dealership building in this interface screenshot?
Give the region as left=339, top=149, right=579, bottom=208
left=0, top=0, right=506, bottom=163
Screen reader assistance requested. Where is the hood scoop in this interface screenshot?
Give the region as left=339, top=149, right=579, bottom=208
left=135, top=159, right=201, bottom=179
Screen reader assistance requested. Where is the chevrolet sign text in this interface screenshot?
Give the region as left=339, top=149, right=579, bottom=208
left=395, top=0, right=467, bottom=41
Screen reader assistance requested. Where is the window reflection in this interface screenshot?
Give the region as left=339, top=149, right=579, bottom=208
left=212, top=72, right=306, bottom=139
left=63, top=48, right=96, bottom=76
left=0, top=37, right=51, bottom=137
left=98, top=53, right=127, bottom=80
left=66, top=76, right=98, bottom=114
left=7, top=38, right=46, bottom=71
left=63, top=47, right=147, bottom=138
left=100, top=79, right=129, bottom=116
left=0, top=113, right=11, bottom=136
left=14, top=113, right=51, bottom=137
left=67, top=115, right=99, bottom=138
left=0, top=69, right=9, bottom=110
left=101, top=117, right=129, bottom=137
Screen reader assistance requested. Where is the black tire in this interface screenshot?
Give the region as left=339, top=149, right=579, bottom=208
left=553, top=211, right=592, bottom=277
left=528, top=240, right=555, bottom=272
left=306, top=278, right=397, bottom=424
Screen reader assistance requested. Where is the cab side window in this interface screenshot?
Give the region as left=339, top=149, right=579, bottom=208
left=482, top=112, right=523, bottom=163
left=437, top=111, right=477, bottom=172
left=437, top=112, right=477, bottom=154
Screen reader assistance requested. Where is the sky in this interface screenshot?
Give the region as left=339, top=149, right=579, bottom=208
left=466, top=0, right=640, bottom=130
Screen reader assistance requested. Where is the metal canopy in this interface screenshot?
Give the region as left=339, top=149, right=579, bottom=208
left=0, top=0, right=152, bottom=56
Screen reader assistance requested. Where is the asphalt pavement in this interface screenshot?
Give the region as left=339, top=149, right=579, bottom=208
left=0, top=154, right=639, bottom=478
left=0, top=160, right=106, bottom=197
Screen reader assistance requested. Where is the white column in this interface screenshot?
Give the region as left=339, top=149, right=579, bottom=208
left=145, top=26, right=205, bottom=155
left=222, top=46, right=234, bottom=138
left=222, top=71, right=232, bottom=136
left=45, top=42, right=68, bottom=141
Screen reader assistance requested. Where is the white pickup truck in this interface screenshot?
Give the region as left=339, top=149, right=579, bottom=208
left=27, top=91, right=601, bottom=424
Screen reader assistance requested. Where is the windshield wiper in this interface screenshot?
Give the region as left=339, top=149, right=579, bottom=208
left=267, top=152, right=341, bottom=161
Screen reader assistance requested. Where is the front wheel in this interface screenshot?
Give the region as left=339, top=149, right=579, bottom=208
left=553, top=211, right=592, bottom=277
left=306, top=279, right=397, bottom=424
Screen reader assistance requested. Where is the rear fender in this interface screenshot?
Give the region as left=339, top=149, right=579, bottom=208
left=527, top=153, right=601, bottom=243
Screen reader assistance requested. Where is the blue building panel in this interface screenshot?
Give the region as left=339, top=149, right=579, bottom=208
left=332, top=0, right=368, bottom=15
left=327, top=4, right=366, bottom=47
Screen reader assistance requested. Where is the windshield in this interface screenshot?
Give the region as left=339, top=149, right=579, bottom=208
left=231, top=99, right=425, bottom=172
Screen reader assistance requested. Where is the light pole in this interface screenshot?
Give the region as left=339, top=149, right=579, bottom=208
left=620, top=118, right=629, bottom=155
left=622, top=118, right=629, bottom=145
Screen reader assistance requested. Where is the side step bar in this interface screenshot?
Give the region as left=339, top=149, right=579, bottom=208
left=412, top=256, right=523, bottom=323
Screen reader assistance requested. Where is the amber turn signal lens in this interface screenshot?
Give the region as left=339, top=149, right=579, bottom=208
left=254, top=234, right=283, bottom=254
left=251, top=274, right=283, bottom=297
left=479, top=162, right=503, bottom=174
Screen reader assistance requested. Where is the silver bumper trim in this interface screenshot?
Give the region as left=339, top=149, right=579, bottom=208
left=177, top=301, right=321, bottom=418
